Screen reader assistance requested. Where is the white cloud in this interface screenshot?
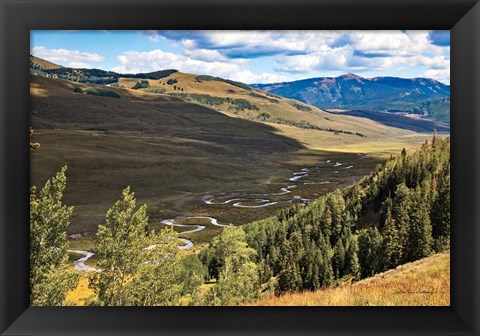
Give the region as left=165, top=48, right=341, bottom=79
left=268, top=31, right=450, bottom=83
left=424, top=69, right=450, bottom=84
left=111, top=49, right=283, bottom=83
left=136, top=31, right=451, bottom=83
left=183, top=48, right=227, bottom=62
left=229, top=70, right=288, bottom=84
left=348, top=31, right=436, bottom=56
left=31, top=46, right=104, bottom=68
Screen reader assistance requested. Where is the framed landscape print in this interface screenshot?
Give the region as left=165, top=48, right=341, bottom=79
left=1, top=0, right=479, bottom=335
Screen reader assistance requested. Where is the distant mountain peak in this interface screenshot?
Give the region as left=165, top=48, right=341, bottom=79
left=339, top=73, right=363, bottom=80
left=251, top=74, right=450, bottom=124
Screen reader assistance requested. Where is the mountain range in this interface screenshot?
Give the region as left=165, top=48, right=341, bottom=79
left=30, top=55, right=449, bottom=133
left=252, top=73, right=450, bottom=123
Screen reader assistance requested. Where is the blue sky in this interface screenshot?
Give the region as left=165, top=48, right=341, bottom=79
left=31, top=30, right=450, bottom=84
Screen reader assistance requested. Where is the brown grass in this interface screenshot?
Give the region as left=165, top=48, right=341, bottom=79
left=117, top=72, right=423, bottom=140
left=30, top=55, right=63, bottom=70
left=249, top=252, right=450, bottom=306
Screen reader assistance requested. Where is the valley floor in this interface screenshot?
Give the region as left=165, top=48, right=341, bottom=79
left=248, top=252, right=450, bottom=306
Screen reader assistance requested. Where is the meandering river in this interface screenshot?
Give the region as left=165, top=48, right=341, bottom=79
left=69, top=159, right=355, bottom=271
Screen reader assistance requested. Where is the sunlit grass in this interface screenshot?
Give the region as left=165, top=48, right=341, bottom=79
left=249, top=252, right=450, bottom=306
left=65, top=275, right=95, bottom=306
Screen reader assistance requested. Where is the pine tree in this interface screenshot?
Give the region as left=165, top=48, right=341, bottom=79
left=258, top=259, right=273, bottom=284
left=431, top=173, right=450, bottom=251
left=317, top=234, right=334, bottom=286
left=301, top=241, right=320, bottom=290
left=332, top=239, right=345, bottom=278
left=30, top=166, right=78, bottom=305
left=406, top=186, right=433, bottom=261
left=381, top=200, right=402, bottom=269
left=392, top=183, right=411, bottom=263
left=343, top=231, right=360, bottom=279
left=357, top=227, right=383, bottom=278
left=277, top=239, right=302, bottom=292
left=327, top=190, right=346, bottom=245
left=320, top=208, right=333, bottom=240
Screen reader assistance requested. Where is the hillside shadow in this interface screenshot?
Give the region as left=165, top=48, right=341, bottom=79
left=331, top=110, right=450, bottom=133
left=30, top=76, right=307, bottom=155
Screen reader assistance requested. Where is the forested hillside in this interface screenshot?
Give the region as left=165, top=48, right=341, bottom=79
left=203, top=136, right=450, bottom=295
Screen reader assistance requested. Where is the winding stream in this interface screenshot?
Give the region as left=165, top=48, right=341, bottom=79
left=69, top=159, right=356, bottom=270
left=67, top=250, right=98, bottom=272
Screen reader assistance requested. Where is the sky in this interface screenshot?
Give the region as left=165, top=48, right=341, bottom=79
left=30, top=30, right=450, bottom=84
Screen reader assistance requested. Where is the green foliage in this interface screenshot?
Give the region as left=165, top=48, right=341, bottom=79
left=167, top=78, right=178, bottom=85
left=169, top=93, right=259, bottom=112
left=406, top=186, right=433, bottom=261
left=195, top=75, right=252, bottom=91
left=141, top=87, right=167, bottom=94
left=381, top=200, right=403, bottom=269
left=74, top=87, right=121, bottom=98
left=43, top=67, right=119, bottom=84
left=292, top=102, right=312, bottom=111
left=357, top=227, right=383, bottom=278
left=200, top=226, right=259, bottom=305
left=180, top=254, right=208, bottom=295
left=242, top=136, right=450, bottom=295
left=40, top=67, right=177, bottom=84
left=232, top=98, right=259, bottom=111
left=30, top=166, right=79, bottom=305
left=132, top=80, right=150, bottom=90
left=89, top=187, right=182, bottom=306
left=123, top=69, right=177, bottom=80
left=257, top=112, right=271, bottom=121
left=128, top=228, right=182, bottom=306
left=253, top=115, right=367, bottom=138
left=431, top=172, right=450, bottom=251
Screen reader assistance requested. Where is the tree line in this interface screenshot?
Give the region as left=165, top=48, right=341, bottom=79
left=169, top=93, right=259, bottom=112
left=255, top=113, right=366, bottom=138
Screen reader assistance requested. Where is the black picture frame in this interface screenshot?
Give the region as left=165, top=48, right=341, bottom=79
left=1, top=0, right=479, bottom=335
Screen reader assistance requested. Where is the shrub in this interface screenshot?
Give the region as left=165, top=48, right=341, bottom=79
left=84, top=87, right=121, bottom=98
left=142, top=88, right=166, bottom=94
left=132, top=80, right=149, bottom=90
left=257, top=112, right=271, bottom=121
left=195, top=75, right=252, bottom=91
left=292, top=103, right=312, bottom=112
